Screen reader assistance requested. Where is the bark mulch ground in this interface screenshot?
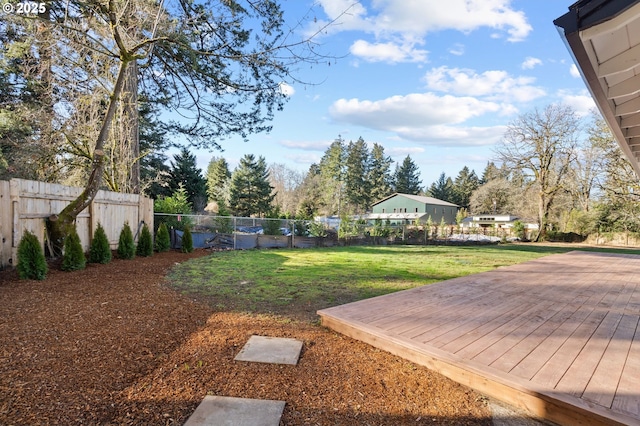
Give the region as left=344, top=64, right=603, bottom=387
left=0, top=249, right=493, bottom=425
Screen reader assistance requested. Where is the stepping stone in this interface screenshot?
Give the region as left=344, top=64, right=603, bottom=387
left=184, top=395, right=285, bottom=426
left=234, top=335, right=303, bottom=365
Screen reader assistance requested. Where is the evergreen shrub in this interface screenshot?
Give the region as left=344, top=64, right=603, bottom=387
left=181, top=226, right=193, bottom=253
left=117, top=222, right=136, bottom=259
left=136, top=223, right=153, bottom=257
left=89, top=223, right=112, bottom=264
left=17, top=230, right=47, bottom=280
left=61, top=226, right=86, bottom=271
left=155, top=222, right=171, bottom=252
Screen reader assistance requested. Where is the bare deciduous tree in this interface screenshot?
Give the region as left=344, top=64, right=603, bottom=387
left=495, top=104, right=580, bottom=241
left=9, top=0, right=348, bottom=253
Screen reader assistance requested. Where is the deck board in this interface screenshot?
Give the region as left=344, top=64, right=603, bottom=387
left=318, top=251, right=640, bottom=426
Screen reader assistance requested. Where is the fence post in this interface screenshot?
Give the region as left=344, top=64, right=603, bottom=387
left=290, top=219, right=294, bottom=248
left=233, top=217, right=237, bottom=250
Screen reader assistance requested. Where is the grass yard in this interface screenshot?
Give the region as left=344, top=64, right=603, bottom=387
left=167, top=244, right=638, bottom=322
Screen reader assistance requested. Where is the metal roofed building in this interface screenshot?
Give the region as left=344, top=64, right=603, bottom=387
left=365, top=193, right=459, bottom=225
left=555, top=0, right=640, bottom=176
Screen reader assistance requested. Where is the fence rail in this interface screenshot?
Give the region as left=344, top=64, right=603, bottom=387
left=0, top=179, right=153, bottom=268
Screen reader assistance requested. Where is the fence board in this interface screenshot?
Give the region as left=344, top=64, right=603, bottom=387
left=0, top=179, right=153, bottom=268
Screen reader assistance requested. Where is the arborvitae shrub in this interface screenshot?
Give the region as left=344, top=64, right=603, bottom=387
left=61, top=226, right=86, bottom=271
left=117, top=222, right=135, bottom=259
left=155, top=222, right=170, bottom=252
left=136, top=223, right=153, bottom=257
left=181, top=226, right=193, bottom=253
left=89, top=223, right=112, bottom=264
left=17, top=230, right=48, bottom=280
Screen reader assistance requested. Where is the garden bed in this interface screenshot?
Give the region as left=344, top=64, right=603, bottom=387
left=0, top=249, right=491, bottom=425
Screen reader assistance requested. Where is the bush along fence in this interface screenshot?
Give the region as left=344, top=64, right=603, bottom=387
left=0, top=179, right=153, bottom=269
left=154, top=214, right=520, bottom=251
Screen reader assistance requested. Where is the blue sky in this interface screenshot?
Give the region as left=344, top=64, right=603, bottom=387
left=186, top=0, right=595, bottom=187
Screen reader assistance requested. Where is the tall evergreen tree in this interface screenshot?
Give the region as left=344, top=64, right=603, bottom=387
left=297, top=164, right=324, bottom=218
left=318, top=137, right=346, bottom=215
left=344, top=137, right=371, bottom=213
left=139, top=102, right=171, bottom=199
left=169, top=148, right=207, bottom=212
left=206, top=156, right=231, bottom=205
left=452, top=166, right=480, bottom=208
left=393, top=155, right=422, bottom=195
left=368, top=143, right=393, bottom=204
left=228, top=154, right=275, bottom=217
left=427, top=172, right=455, bottom=202
left=480, top=161, right=502, bottom=184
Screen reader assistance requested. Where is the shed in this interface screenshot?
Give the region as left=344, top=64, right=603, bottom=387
left=366, top=193, right=459, bottom=225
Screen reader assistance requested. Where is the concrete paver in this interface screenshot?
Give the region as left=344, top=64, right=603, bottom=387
left=183, top=395, right=285, bottom=426
left=234, top=335, right=303, bottom=365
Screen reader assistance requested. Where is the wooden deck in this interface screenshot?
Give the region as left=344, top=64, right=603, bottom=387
left=318, top=251, right=640, bottom=426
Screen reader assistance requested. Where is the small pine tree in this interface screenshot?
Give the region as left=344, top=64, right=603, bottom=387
left=136, top=223, right=153, bottom=257
left=117, top=222, right=136, bottom=259
left=181, top=226, right=193, bottom=253
left=61, top=227, right=86, bottom=271
left=155, top=222, right=171, bottom=252
left=89, top=223, right=112, bottom=264
left=17, top=230, right=47, bottom=280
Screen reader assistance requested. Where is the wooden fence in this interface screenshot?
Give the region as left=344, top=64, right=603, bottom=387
left=0, top=179, right=153, bottom=269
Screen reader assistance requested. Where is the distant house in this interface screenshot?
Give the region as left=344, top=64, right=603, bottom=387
left=365, top=193, right=459, bottom=225
left=460, top=215, right=539, bottom=231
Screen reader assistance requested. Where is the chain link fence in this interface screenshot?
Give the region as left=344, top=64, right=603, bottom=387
left=154, top=214, right=519, bottom=251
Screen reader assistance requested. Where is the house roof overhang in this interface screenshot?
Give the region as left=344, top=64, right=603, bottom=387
left=555, top=0, right=640, bottom=177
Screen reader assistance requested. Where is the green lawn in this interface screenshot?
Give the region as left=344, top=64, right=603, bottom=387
left=166, top=244, right=640, bottom=322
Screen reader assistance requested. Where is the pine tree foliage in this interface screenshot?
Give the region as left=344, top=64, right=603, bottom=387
left=206, top=157, right=231, bottom=204
left=427, top=172, right=455, bottom=203
left=155, top=222, right=171, bottom=252
left=394, top=155, right=422, bottom=195
left=89, top=223, right=112, bottom=264
left=181, top=226, right=194, bottom=253
left=169, top=148, right=207, bottom=212
left=17, top=230, right=47, bottom=280
left=452, top=166, right=480, bottom=209
left=318, top=137, right=346, bottom=215
left=228, top=154, right=274, bottom=217
left=136, top=223, right=153, bottom=257
left=117, top=223, right=136, bottom=260
left=61, top=226, right=86, bottom=271
left=344, top=137, right=371, bottom=212
left=368, top=143, right=393, bottom=204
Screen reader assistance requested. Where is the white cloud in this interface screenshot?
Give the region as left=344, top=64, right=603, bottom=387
left=279, top=140, right=332, bottom=151
left=350, top=39, right=428, bottom=63
left=285, top=153, right=322, bottom=166
left=316, top=0, right=532, bottom=41
left=387, top=147, right=425, bottom=156
left=449, top=43, right=465, bottom=56
left=557, top=90, right=596, bottom=117
left=398, top=125, right=507, bottom=146
left=329, top=92, right=506, bottom=146
left=279, top=82, right=295, bottom=97
left=521, top=57, right=542, bottom=70
left=423, top=66, right=546, bottom=103
left=570, top=64, right=581, bottom=78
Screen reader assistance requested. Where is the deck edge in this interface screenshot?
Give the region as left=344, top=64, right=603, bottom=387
left=318, top=309, right=639, bottom=426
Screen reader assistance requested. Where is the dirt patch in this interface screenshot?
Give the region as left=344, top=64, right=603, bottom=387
left=0, top=249, right=492, bottom=425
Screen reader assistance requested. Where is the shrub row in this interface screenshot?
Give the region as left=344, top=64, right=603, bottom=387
left=16, top=222, right=193, bottom=280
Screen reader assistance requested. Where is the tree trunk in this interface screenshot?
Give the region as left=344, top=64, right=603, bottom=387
left=534, top=192, right=551, bottom=242
left=124, top=61, right=140, bottom=193
left=47, top=60, right=132, bottom=255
